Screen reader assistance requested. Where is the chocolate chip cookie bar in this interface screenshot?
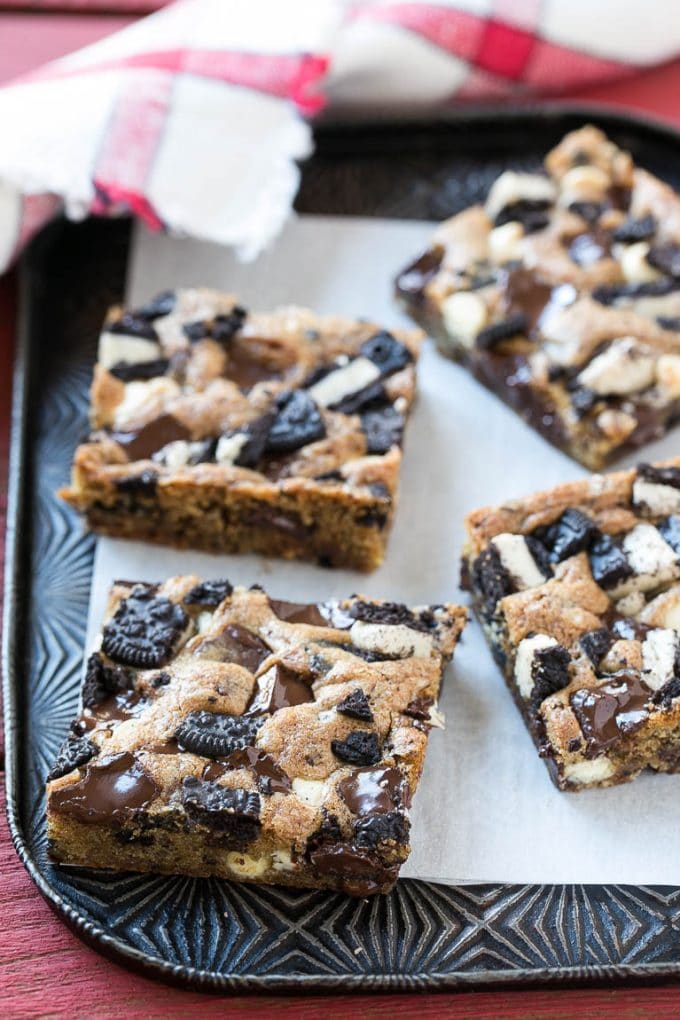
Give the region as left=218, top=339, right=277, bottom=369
left=396, top=125, right=680, bottom=469
left=59, top=290, right=423, bottom=570
left=462, top=458, right=680, bottom=791
left=46, top=577, right=466, bottom=895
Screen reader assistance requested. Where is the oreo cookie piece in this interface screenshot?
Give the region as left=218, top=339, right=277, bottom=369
left=175, top=711, right=263, bottom=759
left=592, top=278, right=679, bottom=305
left=537, top=507, right=598, bottom=563
left=637, top=463, right=680, bottom=489
left=331, top=731, right=381, bottom=765
left=353, top=811, right=410, bottom=849
left=361, top=406, right=405, bottom=454
left=336, top=689, right=374, bottom=722
left=348, top=599, right=428, bottom=632
left=212, top=306, right=247, bottom=343
left=183, top=320, right=210, bottom=342
left=102, top=586, right=190, bottom=667
left=330, top=380, right=387, bottom=415
left=184, top=579, right=233, bottom=607
left=495, top=199, right=550, bottom=234
left=47, top=734, right=99, bottom=781
left=529, top=644, right=571, bottom=713
left=652, top=675, right=680, bottom=709
left=107, top=313, right=159, bottom=341
left=265, top=391, right=326, bottom=455
left=360, top=331, right=412, bottom=377
left=135, top=290, right=176, bottom=320
left=579, top=627, right=613, bottom=666
left=182, top=778, right=261, bottom=841
left=471, top=545, right=514, bottom=615
left=114, top=470, right=159, bottom=497
left=588, top=533, right=633, bottom=589
left=476, top=313, right=529, bottom=350
left=647, top=242, right=680, bottom=279
left=109, top=358, right=170, bottom=382
left=657, top=316, right=680, bottom=331
left=612, top=214, right=656, bottom=244
left=568, top=201, right=604, bottom=223
left=232, top=413, right=276, bottom=468
left=82, top=652, right=134, bottom=708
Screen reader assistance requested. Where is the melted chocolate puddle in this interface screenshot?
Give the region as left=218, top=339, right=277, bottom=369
left=248, top=663, right=315, bottom=714
left=49, top=751, right=159, bottom=824
left=194, top=624, right=271, bottom=673
left=108, top=414, right=190, bottom=461
left=570, top=671, right=651, bottom=757
left=269, top=598, right=327, bottom=627
left=224, top=341, right=284, bottom=390
left=338, top=766, right=410, bottom=814
left=79, top=691, right=146, bottom=731
left=203, top=747, right=291, bottom=794
left=502, top=267, right=554, bottom=333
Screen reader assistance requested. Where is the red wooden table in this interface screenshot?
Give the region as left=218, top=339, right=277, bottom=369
left=3, top=9, right=680, bottom=1017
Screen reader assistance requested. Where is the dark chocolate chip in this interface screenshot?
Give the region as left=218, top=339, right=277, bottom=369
left=529, top=644, right=571, bottom=712
left=353, top=811, right=410, bottom=849
left=658, top=515, right=680, bottom=554
left=181, top=778, right=261, bottom=841
left=361, top=406, right=405, bottom=454
left=109, top=358, right=170, bottom=382
left=588, top=533, right=633, bottom=589
left=175, top=711, right=263, bottom=759
left=471, top=545, right=514, bottom=615
left=265, top=390, right=326, bottom=455
left=476, top=313, right=529, bottom=350
left=336, top=689, right=374, bottom=722
left=637, top=463, right=680, bottom=490
left=231, top=413, right=276, bottom=468
left=151, top=671, right=171, bottom=688
left=537, top=507, right=598, bottom=563
left=135, top=290, right=176, bottom=320
left=331, top=731, right=381, bottom=766
left=108, top=313, right=158, bottom=341
left=579, top=627, right=613, bottom=666
left=113, top=470, right=159, bottom=497
left=348, top=599, right=429, bottom=633
left=494, top=199, right=551, bottom=233
left=612, top=214, right=656, bottom=244
left=47, top=735, right=98, bottom=781
left=360, top=331, right=412, bottom=377
left=184, top=579, right=233, bottom=607
left=102, top=586, right=190, bottom=668
left=647, top=242, right=680, bottom=279
left=571, top=672, right=651, bottom=756
left=82, top=652, right=134, bottom=708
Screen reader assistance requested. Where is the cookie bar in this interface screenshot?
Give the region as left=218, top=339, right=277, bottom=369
left=396, top=125, right=680, bottom=469
left=59, top=290, right=423, bottom=570
left=46, top=577, right=466, bottom=896
left=462, top=458, right=680, bottom=791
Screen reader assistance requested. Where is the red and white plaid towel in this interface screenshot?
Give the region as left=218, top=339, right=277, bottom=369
left=0, top=0, right=678, bottom=271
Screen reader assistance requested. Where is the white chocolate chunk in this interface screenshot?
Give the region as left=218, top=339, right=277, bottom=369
left=292, top=778, right=326, bottom=808
left=112, top=377, right=180, bottom=430
left=196, top=611, right=214, bottom=634
left=596, top=408, right=637, bottom=441
left=154, top=440, right=190, bottom=471
left=612, top=523, right=680, bottom=597
left=226, top=851, right=269, bottom=879
left=577, top=337, right=655, bottom=396
left=488, top=221, right=524, bottom=264
left=632, top=478, right=680, bottom=517
left=271, top=849, right=295, bottom=872
left=349, top=620, right=434, bottom=659
left=656, top=354, right=680, bottom=399
left=558, top=165, right=610, bottom=205
left=308, top=356, right=380, bottom=408
left=99, top=332, right=161, bottom=369
left=484, top=171, right=555, bottom=221
left=441, top=291, right=488, bottom=348
left=615, top=591, right=646, bottom=617
left=642, top=628, right=679, bottom=691
left=427, top=704, right=446, bottom=729
left=215, top=432, right=248, bottom=466
left=491, top=533, right=546, bottom=590
left=514, top=634, right=558, bottom=700
left=620, top=241, right=661, bottom=284
left=640, top=586, right=680, bottom=629
left=563, top=758, right=615, bottom=786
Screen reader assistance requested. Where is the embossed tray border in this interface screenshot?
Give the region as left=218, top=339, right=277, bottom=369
left=5, top=106, right=680, bottom=992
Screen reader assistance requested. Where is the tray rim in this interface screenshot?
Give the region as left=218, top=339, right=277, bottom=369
left=6, top=103, right=680, bottom=993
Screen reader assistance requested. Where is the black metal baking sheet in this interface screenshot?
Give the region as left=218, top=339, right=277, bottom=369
left=5, top=107, right=680, bottom=992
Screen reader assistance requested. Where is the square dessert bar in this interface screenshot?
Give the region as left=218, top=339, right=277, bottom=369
left=396, top=124, right=680, bottom=469
left=462, top=458, right=680, bottom=791
left=46, top=577, right=466, bottom=896
left=59, top=289, right=423, bottom=570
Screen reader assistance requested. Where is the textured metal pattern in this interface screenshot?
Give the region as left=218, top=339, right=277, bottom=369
left=6, top=109, right=680, bottom=991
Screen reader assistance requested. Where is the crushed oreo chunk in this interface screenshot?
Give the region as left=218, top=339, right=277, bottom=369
left=151, top=671, right=171, bottom=688
left=637, top=463, right=680, bottom=489
left=109, top=358, right=170, bottom=382
left=494, top=199, right=551, bottom=233
left=81, top=652, right=134, bottom=708
left=331, top=731, right=381, bottom=766
left=212, top=306, right=247, bottom=343
left=525, top=534, right=553, bottom=577
left=135, top=290, right=175, bottom=320
left=361, top=406, right=405, bottom=454
left=184, top=579, right=233, bottom=607
left=107, top=313, right=158, bottom=341
left=360, top=331, right=412, bottom=377
left=176, top=711, right=263, bottom=759
left=568, top=201, right=604, bottom=223
left=657, top=316, right=680, bottom=331
left=114, top=470, right=159, bottom=497
left=47, top=734, right=98, bottom=781
left=588, top=533, right=633, bottom=589
left=612, top=214, right=656, bottom=244
left=182, top=778, right=261, bottom=841
left=229, top=413, right=276, bottom=468
left=102, top=586, right=190, bottom=667
left=353, top=811, right=410, bottom=849
left=652, top=675, right=680, bottom=709
left=579, top=627, right=613, bottom=666
left=348, top=599, right=428, bottom=632
left=330, top=380, right=387, bottom=415
left=471, top=545, right=514, bottom=615
left=336, top=689, right=374, bottom=722
left=537, top=507, right=598, bottom=563
left=647, top=242, right=680, bottom=279
left=265, top=390, right=326, bottom=455
left=476, top=313, right=529, bottom=350
left=529, top=644, right=571, bottom=712
left=183, top=320, right=210, bottom=342
left=592, top=278, right=679, bottom=305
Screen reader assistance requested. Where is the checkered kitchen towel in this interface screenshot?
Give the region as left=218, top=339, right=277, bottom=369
left=0, top=0, right=678, bottom=271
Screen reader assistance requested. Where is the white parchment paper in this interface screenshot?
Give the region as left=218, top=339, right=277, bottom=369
left=87, top=215, right=680, bottom=885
